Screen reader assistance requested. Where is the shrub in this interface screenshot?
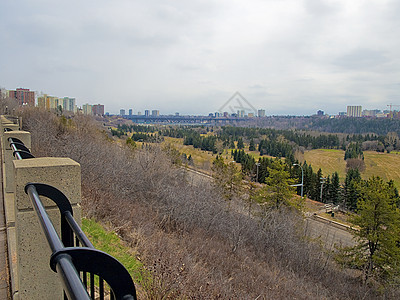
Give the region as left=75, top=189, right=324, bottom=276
left=20, top=108, right=399, bottom=299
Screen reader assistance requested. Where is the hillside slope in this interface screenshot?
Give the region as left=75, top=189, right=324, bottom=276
left=303, top=149, right=400, bottom=188
left=20, top=109, right=399, bottom=299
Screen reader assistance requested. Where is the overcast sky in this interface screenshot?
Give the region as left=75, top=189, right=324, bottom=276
left=1, top=0, right=399, bottom=115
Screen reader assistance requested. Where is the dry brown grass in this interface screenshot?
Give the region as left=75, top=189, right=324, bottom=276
left=20, top=108, right=400, bottom=299
left=303, top=149, right=400, bottom=188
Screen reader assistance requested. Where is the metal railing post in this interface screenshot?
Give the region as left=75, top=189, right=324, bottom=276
left=10, top=137, right=137, bottom=300
left=26, top=184, right=90, bottom=300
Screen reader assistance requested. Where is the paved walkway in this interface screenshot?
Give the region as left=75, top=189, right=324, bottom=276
left=0, top=153, right=10, bottom=298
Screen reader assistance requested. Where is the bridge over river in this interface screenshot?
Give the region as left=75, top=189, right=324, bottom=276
left=125, top=115, right=253, bottom=125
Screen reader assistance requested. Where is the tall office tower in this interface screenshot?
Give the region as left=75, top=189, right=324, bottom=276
left=120, top=109, right=126, bottom=116
left=129, top=109, right=133, bottom=116
left=258, top=109, right=266, bottom=117
left=347, top=106, right=362, bottom=117
left=151, top=110, right=160, bottom=116
left=145, top=110, right=150, bottom=116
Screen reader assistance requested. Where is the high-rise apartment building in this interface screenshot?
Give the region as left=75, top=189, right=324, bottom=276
left=92, top=104, right=104, bottom=116
left=62, top=97, right=76, bottom=112
left=145, top=110, right=150, bottom=117
left=258, top=109, right=266, bottom=117
left=129, top=109, right=133, bottom=116
left=120, top=109, right=125, bottom=116
left=37, top=94, right=60, bottom=110
left=363, top=109, right=381, bottom=117
left=151, top=110, right=159, bottom=116
left=82, top=104, right=93, bottom=115
left=37, top=96, right=45, bottom=108
left=8, top=88, right=35, bottom=106
left=347, top=106, right=362, bottom=117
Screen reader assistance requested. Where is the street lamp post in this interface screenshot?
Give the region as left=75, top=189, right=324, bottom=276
left=255, top=162, right=260, bottom=183
left=320, top=177, right=326, bottom=203
left=293, top=163, right=304, bottom=198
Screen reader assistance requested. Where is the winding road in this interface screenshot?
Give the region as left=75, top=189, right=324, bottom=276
left=184, top=166, right=355, bottom=248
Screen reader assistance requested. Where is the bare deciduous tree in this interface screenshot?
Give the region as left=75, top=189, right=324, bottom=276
left=19, top=108, right=399, bottom=299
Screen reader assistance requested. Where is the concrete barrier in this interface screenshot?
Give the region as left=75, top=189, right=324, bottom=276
left=0, top=115, right=19, bottom=134
left=13, top=157, right=82, bottom=300
left=3, top=131, right=31, bottom=193
left=1, top=115, right=83, bottom=300
left=312, top=214, right=354, bottom=231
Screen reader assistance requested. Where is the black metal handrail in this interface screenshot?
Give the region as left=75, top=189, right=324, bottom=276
left=9, top=137, right=34, bottom=159
left=8, top=137, right=137, bottom=300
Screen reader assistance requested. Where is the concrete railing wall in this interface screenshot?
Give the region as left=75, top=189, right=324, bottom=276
left=0, top=115, right=83, bottom=300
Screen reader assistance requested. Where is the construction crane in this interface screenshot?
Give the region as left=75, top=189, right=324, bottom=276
left=387, top=104, right=400, bottom=119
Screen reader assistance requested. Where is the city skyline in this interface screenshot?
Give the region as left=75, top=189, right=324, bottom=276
left=2, top=85, right=399, bottom=117
left=1, top=1, right=399, bottom=115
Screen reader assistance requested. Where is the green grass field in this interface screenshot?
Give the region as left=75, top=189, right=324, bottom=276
left=303, top=149, right=400, bottom=188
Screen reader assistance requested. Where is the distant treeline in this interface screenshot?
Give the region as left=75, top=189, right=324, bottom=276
left=252, top=115, right=400, bottom=136
left=111, top=124, right=163, bottom=142
left=114, top=123, right=400, bottom=158
left=159, top=125, right=400, bottom=159
left=230, top=148, right=399, bottom=210
left=118, top=115, right=400, bottom=137
left=303, top=117, right=400, bottom=136
left=118, top=124, right=158, bottom=133
left=111, top=121, right=400, bottom=210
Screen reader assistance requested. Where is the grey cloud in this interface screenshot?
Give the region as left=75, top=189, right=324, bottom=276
left=174, top=63, right=202, bottom=72
left=1, top=0, right=400, bottom=116
left=246, top=85, right=273, bottom=99
left=248, top=84, right=266, bottom=90
left=333, top=49, right=390, bottom=71
left=303, top=0, right=341, bottom=17
left=294, top=77, right=315, bottom=82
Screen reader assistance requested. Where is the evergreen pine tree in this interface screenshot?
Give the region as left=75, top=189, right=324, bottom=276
left=322, top=176, right=330, bottom=203
left=337, top=177, right=400, bottom=283
left=230, top=138, right=235, bottom=149
left=330, top=172, right=341, bottom=204
left=344, top=168, right=361, bottom=210
left=249, top=138, right=256, bottom=151
left=237, top=137, right=245, bottom=149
